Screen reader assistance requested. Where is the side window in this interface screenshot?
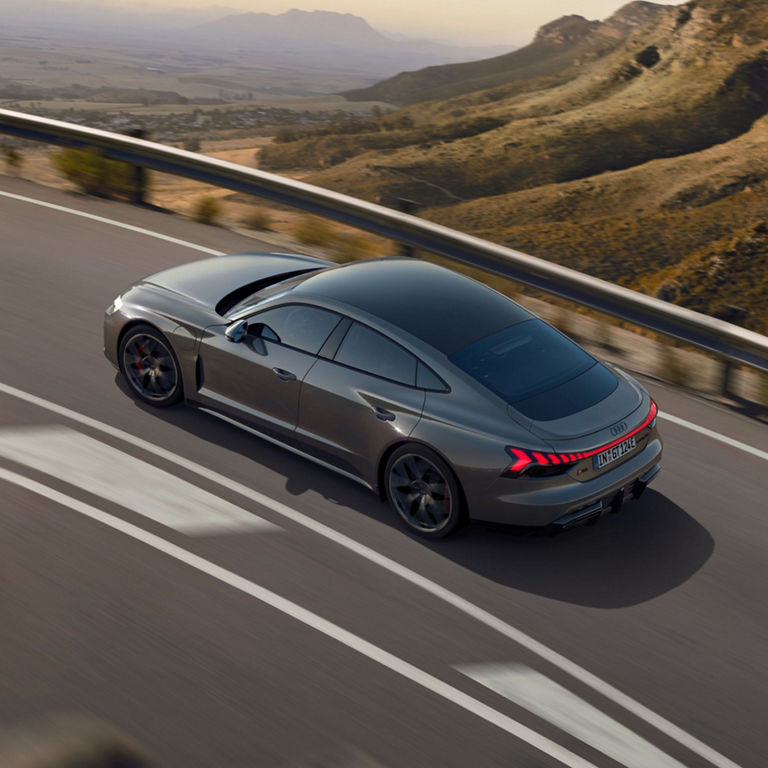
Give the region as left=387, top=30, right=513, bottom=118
left=334, top=322, right=417, bottom=386
left=252, top=304, right=341, bottom=354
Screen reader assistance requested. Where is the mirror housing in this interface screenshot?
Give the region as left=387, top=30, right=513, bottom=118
left=225, top=319, right=248, bottom=343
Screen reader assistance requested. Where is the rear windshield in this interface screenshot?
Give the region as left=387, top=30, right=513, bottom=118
left=449, top=319, right=617, bottom=419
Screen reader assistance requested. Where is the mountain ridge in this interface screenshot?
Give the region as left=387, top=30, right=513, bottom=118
left=342, top=2, right=671, bottom=105
left=187, top=8, right=389, bottom=46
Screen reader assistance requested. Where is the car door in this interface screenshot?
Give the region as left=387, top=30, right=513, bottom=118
left=197, top=303, right=342, bottom=440
left=296, top=321, right=427, bottom=485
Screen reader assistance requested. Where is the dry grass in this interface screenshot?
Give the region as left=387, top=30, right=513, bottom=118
left=190, top=196, right=223, bottom=225
left=294, top=216, right=335, bottom=246
left=240, top=207, right=273, bottom=231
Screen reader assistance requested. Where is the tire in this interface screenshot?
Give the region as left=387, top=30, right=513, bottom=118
left=118, top=324, right=183, bottom=407
left=385, top=444, right=465, bottom=538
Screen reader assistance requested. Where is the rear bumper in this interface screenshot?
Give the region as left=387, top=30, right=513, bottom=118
left=549, top=463, right=660, bottom=530
left=470, top=437, right=663, bottom=527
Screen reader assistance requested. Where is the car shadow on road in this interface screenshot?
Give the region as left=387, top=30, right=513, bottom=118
left=122, top=380, right=713, bottom=609
left=424, top=490, right=714, bottom=608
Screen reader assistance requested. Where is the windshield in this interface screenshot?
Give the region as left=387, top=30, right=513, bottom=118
left=449, top=319, right=617, bottom=420
left=219, top=269, right=323, bottom=316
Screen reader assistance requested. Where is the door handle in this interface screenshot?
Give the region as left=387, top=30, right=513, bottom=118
left=271, top=367, right=297, bottom=381
left=374, top=406, right=395, bottom=422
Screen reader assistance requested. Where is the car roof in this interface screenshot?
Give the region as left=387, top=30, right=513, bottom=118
left=292, top=258, right=532, bottom=355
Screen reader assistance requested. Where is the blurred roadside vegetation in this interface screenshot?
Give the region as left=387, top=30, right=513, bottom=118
left=52, top=148, right=137, bottom=199
left=2, top=144, right=24, bottom=176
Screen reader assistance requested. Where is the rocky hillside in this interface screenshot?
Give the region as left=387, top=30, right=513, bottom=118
left=342, top=2, right=669, bottom=106
left=259, top=0, right=768, bottom=331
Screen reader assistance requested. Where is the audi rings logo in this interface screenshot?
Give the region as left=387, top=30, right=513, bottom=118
left=610, top=421, right=628, bottom=437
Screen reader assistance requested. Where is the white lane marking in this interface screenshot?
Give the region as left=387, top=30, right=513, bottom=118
left=460, top=664, right=685, bottom=768
left=0, top=466, right=598, bottom=768
left=659, top=411, right=768, bottom=462
left=0, top=426, right=278, bottom=536
left=0, top=190, right=225, bottom=256
left=0, top=381, right=744, bottom=768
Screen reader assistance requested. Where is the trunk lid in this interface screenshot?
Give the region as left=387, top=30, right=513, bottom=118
left=516, top=369, right=649, bottom=456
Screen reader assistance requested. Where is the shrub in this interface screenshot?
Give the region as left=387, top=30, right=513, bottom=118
left=294, top=215, right=335, bottom=246
left=191, top=196, right=223, bottom=225
left=274, top=127, right=302, bottom=143
left=183, top=136, right=201, bottom=152
left=240, top=207, right=273, bottom=231
left=53, top=148, right=133, bottom=198
left=2, top=145, right=23, bottom=175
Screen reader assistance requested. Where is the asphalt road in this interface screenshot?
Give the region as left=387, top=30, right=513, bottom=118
left=1, top=176, right=766, bottom=768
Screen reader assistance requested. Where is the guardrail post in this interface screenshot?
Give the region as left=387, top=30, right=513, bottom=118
left=396, top=198, right=420, bottom=257
left=126, top=127, right=148, bottom=205
left=714, top=305, right=748, bottom=397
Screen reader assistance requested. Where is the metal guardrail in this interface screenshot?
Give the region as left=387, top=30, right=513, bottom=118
left=2, top=107, right=768, bottom=373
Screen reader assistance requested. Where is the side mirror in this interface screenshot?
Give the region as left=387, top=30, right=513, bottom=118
left=225, top=319, right=248, bottom=343
left=248, top=323, right=280, bottom=343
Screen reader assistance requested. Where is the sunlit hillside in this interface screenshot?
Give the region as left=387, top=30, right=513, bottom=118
left=259, top=0, right=768, bottom=332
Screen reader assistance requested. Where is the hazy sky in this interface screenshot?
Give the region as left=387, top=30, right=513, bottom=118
left=81, top=1, right=641, bottom=46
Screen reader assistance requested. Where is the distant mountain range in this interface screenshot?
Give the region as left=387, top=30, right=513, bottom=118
left=0, top=3, right=508, bottom=78
left=180, top=9, right=509, bottom=75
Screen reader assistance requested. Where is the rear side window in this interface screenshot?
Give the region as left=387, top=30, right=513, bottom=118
left=334, top=322, right=417, bottom=386
left=417, top=362, right=447, bottom=391
left=252, top=304, right=341, bottom=354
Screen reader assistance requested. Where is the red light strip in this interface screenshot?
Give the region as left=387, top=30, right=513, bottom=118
left=505, top=400, right=657, bottom=472
left=576, top=400, right=657, bottom=460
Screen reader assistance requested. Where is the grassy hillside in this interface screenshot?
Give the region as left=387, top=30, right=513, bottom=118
left=259, top=0, right=768, bottom=331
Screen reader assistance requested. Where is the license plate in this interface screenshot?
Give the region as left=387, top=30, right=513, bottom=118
left=594, top=436, right=636, bottom=470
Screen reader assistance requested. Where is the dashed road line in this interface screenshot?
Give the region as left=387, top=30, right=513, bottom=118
left=0, top=464, right=599, bottom=768
left=0, top=425, right=279, bottom=535
left=460, top=663, right=686, bottom=768
left=0, top=380, right=744, bottom=768
left=658, top=411, right=768, bottom=462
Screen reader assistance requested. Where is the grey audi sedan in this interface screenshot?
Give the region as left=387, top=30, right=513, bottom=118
left=104, top=253, right=662, bottom=538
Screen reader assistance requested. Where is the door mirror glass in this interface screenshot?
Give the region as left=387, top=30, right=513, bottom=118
left=248, top=322, right=280, bottom=343
left=225, top=319, right=248, bottom=343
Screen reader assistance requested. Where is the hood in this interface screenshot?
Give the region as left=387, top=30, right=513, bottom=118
left=142, top=253, right=331, bottom=310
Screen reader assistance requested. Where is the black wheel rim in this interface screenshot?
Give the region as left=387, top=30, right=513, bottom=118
left=388, top=453, right=453, bottom=533
left=122, top=333, right=178, bottom=401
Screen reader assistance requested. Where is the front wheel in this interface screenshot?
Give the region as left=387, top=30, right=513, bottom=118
left=119, top=324, right=183, bottom=407
left=385, top=445, right=465, bottom=538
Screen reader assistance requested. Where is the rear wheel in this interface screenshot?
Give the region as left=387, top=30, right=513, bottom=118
left=385, top=445, right=465, bottom=538
left=119, top=324, right=183, bottom=407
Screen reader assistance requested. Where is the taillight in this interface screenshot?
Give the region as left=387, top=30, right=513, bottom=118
left=503, top=399, right=658, bottom=478
left=647, top=399, right=658, bottom=430
left=502, top=447, right=579, bottom=478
